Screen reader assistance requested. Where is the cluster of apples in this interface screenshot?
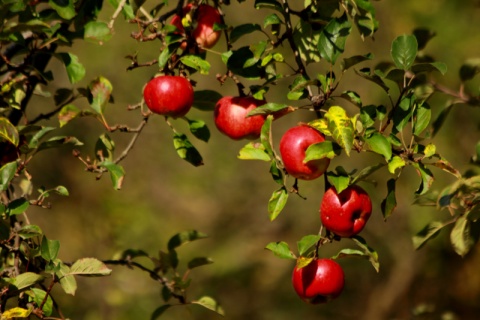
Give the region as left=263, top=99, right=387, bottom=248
left=142, top=2, right=373, bottom=306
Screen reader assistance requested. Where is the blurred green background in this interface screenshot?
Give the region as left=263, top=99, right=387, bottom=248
left=27, top=1, right=480, bottom=319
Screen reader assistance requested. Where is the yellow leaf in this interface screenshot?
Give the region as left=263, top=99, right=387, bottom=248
left=1, top=307, right=32, bottom=320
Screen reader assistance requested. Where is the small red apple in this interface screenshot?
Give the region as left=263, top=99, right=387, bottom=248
left=170, top=4, right=222, bottom=49
left=214, top=96, right=266, bottom=140
left=279, top=124, right=330, bottom=180
left=292, top=258, right=345, bottom=304
left=320, top=185, right=372, bottom=238
left=143, top=75, right=194, bottom=118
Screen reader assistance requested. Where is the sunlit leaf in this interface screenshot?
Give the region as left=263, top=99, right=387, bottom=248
left=89, top=76, right=113, bottom=114
left=172, top=133, right=204, bottom=167
left=268, top=186, right=288, bottom=221
left=0, top=162, right=18, bottom=191
left=84, top=21, right=113, bottom=44
left=364, top=132, right=392, bottom=160
left=192, top=296, right=225, bottom=316
left=237, top=142, right=271, bottom=161
left=180, top=55, right=211, bottom=75
left=41, top=236, right=60, bottom=261
left=297, top=235, right=321, bottom=256
left=99, top=160, right=125, bottom=190
left=265, top=241, right=296, bottom=259
left=56, top=53, right=85, bottom=84
left=70, top=258, right=112, bottom=276
left=0, top=117, right=19, bottom=146
left=324, top=106, right=354, bottom=156
left=188, top=119, right=210, bottom=142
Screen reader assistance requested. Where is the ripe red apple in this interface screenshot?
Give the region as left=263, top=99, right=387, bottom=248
left=214, top=96, right=266, bottom=140
left=143, top=75, right=194, bottom=118
left=320, top=185, right=372, bottom=238
left=292, top=258, right=345, bottom=304
left=279, top=124, right=330, bottom=180
left=170, top=4, right=222, bottom=49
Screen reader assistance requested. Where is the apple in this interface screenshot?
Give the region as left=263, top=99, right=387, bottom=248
left=320, top=185, right=372, bottom=238
left=279, top=124, right=330, bottom=180
left=292, top=258, right=345, bottom=304
left=143, top=75, right=194, bottom=118
left=170, top=4, right=222, bottom=50
left=214, top=96, right=266, bottom=140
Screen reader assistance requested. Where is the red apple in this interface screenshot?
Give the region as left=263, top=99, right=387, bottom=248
left=143, top=75, right=194, bottom=118
left=279, top=124, right=330, bottom=180
left=320, top=185, right=372, bottom=238
left=292, top=258, right=345, bottom=304
left=170, top=4, right=222, bottom=49
left=214, top=96, right=266, bottom=140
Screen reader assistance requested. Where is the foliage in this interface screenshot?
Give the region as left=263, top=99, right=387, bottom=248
left=0, top=0, right=479, bottom=318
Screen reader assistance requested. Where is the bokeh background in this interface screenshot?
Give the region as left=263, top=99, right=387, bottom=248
left=26, top=1, right=480, bottom=319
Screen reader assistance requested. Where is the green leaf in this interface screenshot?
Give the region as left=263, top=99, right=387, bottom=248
left=351, top=163, right=384, bottom=184
left=41, top=236, right=60, bottom=261
left=413, top=27, right=436, bottom=50
left=192, top=90, right=222, bottom=111
left=230, top=23, right=262, bottom=43
left=413, top=220, right=453, bottom=250
left=388, top=155, right=406, bottom=174
left=6, top=197, right=30, bottom=216
left=355, top=68, right=390, bottom=93
left=226, top=47, right=263, bottom=79
left=70, top=258, right=112, bottom=276
left=340, top=90, right=362, bottom=107
left=192, top=296, right=225, bottom=316
left=187, top=119, right=210, bottom=142
left=237, top=142, right=271, bottom=161
left=167, top=230, right=208, bottom=251
left=7, top=272, right=45, bottom=290
left=365, top=132, right=392, bottom=160
left=318, top=13, right=352, bottom=65
left=95, top=134, right=115, bottom=162
left=89, top=76, right=113, bottom=114
left=55, top=185, right=69, bottom=196
left=413, top=102, right=431, bottom=136
left=264, top=13, right=282, bottom=28
left=84, top=21, right=113, bottom=44
left=324, top=106, right=355, bottom=156
left=56, top=263, right=77, bottom=295
left=346, top=0, right=379, bottom=38
left=411, top=62, right=447, bottom=75
left=187, top=257, right=214, bottom=269
left=297, top=235, right=321, bottom=256
left=56, top=53, right=85, bottom=84
left=151, top=305, right=172, bottom=319
left=393, top=94, right=414, bottom=134
left=351, top=235, right=380, bottom=272
left=37, top=136, right=83, bottom=151
left=58, top=104, right=81, bottom=127
left=0, top=117, right=19, bottom=146
left=247, top=103, right=289, bottom=117
left=254, top=0, right=283, bottom=11
left=268, top=186, right=288, bottom=221
left=18, top=225, right=43, bottom=240
left=0, top=162, right=17, bottom=191
left=326, top=170, right=350, bottom=194
left=381, top=179, right=397, bottom=220
left=269, top=160, right=283, bottom=185
left=265, top=241, right=296, bottom=259
left=158, top=44, right=178, bottom=68
left=459, top=58, right=480, bottom=81
left=172, top=133, right=204, bottom=167
left=293, top=19, right=321, bottom=64
left=99, top=161, right=125, bottom=190
left=304, top=141, right=341, bottom=162
left=27, top=288, right=53, bottom=317
left=49, top=0, right=76, bottom=19
left=359, top=105, right=377, bottom=128
left=450, top=215, right=476, bottom=257
left=411, top=162, right=434, bottom=195
left=391, top=34, right=418, bottom=70
left=260, top=115, right=274, bottom=158
left=341, top=53, right=374, bottom=71
left=180, top=55, right=211, bottom=75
